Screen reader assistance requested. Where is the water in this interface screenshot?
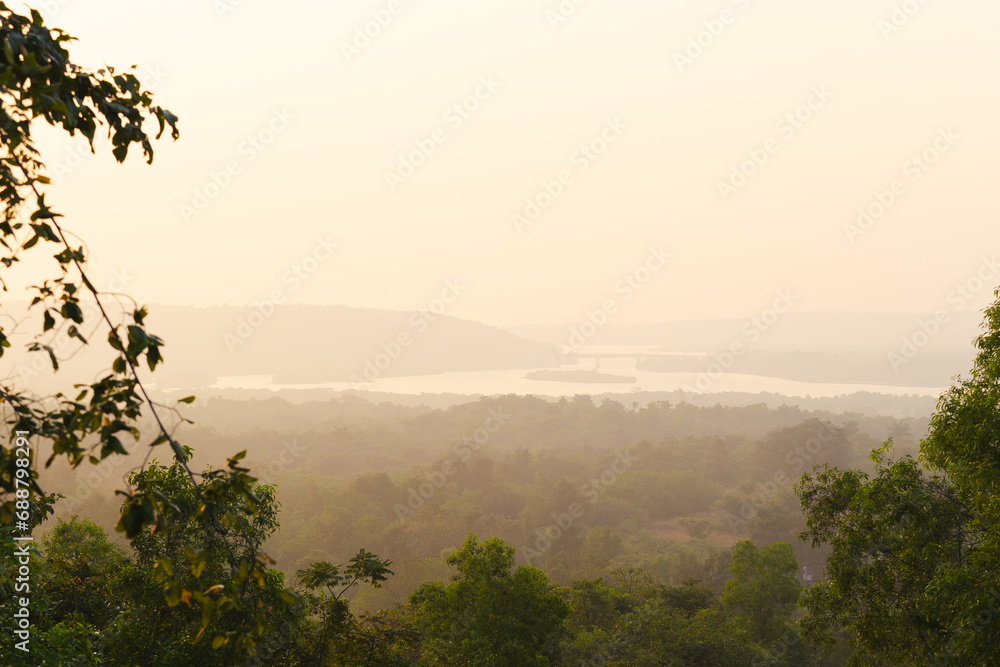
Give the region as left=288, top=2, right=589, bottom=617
left=212, top=347, right=943, bottom=398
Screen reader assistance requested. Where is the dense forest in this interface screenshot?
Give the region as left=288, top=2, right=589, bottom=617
left=9, top=371, right=1000, bottom=665
left=48, top=393, right=922, bottom=595
left=8, top=395, right=917, bottom=665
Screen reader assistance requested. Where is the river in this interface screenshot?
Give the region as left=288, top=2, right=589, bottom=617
left=211, top=346, right=943, bottom=398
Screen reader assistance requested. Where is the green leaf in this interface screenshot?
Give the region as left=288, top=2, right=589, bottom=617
left=157, top=557, right=174, bottom=578
left=164, top=580, right=181, bottom=607
left=127, top=324, right=147, bottom=354
left=60, top=301, right=83, bottom=324
left=108, top=330, right=123, bottom=351
left=146, top=344, right=162, bottom=371
left=68, top=325, right=87, bottom=344
left=100, top=435, right=128, bottom=458
left=116, top=502, right=144, bottom=537
left=42, top=344, right=58, bottom=370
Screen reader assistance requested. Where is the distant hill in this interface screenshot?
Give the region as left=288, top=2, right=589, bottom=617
left=155, top=304, right=565, bottom=387
left=6, top=306, right=982, bottom=394
left=509, top=311, right=983, bottom=388
left=508, top=311, right=984, bottom=353
left=4, top=302, right=560, bottom=391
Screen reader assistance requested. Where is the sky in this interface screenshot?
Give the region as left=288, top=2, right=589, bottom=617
left=14, top=0, right=1000, bottom=328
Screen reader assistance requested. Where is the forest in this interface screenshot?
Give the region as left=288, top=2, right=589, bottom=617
left=10, top=373, right=1000, bottom=665
left=2, top=393, right=920, bottom=664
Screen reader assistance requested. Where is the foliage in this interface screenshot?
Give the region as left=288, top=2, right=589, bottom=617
left=680, top=516, right=712, bottom=539
left=562, top=577, right=769, bottom=666
left=295, top=551, right=399, bottom=664
left=0, top=506, right=396, bottom=665
left=797, top=451, right=970, bottom=664
left=0, top=6, right=309, bottom=659
left=408, top=534, right=570, bottom=666
left=722, top=540, right=801, bottom=644
left=0, top=2, right=181, bottom=526
left=797, top=287, right=1000, bottom=666
left=36, top=517, right=133, bottom=629
left=31, top=620, right=102, bottom=666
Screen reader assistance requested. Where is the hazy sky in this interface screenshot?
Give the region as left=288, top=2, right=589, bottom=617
left=17, top=0, right=1000, bottom=327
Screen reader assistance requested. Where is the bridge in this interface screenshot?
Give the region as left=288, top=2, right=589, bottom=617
left=566, top=352, right=709, bottom=369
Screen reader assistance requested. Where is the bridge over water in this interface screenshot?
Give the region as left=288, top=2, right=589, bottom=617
left=567, top=352, right=709, bottom=369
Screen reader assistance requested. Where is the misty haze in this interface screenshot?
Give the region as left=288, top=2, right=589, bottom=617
left=1, top=1, right=998, bottom=665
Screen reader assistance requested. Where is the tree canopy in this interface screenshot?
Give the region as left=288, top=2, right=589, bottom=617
left=797, top=287, right=1000, bottom=666
left=0, top=4, right=387, bottom=658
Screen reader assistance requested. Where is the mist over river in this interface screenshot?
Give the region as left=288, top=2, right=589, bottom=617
left=211, top=347, right=943, bottom=399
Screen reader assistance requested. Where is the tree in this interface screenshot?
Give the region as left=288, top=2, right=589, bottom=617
left=0, top=516, right=127, bottom=663
left=408, top=534, right=570, bottom=666
left=0, top=2, right=181, bottom=521
left=295, top=550, right=401, bottom=665
left=0, top=5, right=309, bottom=657
left=721, top=540, right=801, bottom=645
left=0, top=476, right=398, bottom=665
left=588, top=577, right=768, bottom=667
left=103, top=459, right=302, bottom=663
left=680, top=516, right=713, bottom=539
left=796, top=450, right=968, bottom=664
left=562, top=578, right=622, bottom=634
left=797, top=286, right=1000, bottom=666
left=36, top=517, right=132, bottom=629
